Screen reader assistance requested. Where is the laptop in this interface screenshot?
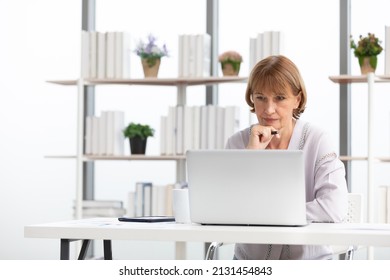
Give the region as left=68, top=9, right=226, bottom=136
left=186, top=149, right=307, bottom=226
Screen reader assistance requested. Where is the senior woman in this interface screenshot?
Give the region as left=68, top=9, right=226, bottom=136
left=226, top=55, right=348, bottom=260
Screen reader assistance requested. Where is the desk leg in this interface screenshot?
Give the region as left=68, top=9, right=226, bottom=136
left=60, top=239, right=70, bottom=260
left=103, top=240, right=112, bottom=260
left=175, top=241, right=186, bottom=260
left=78, top=240, right=91, bottom=260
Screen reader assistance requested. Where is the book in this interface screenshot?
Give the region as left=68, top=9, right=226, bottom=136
left=175, top=106, right=184, bottom=155
left=256, top=33, right=263, bottom=62
left=135, top=182, right=153, bottom=217
left=91, top=116, right=100, bottom=155
left=215, top=106, right=225, bottom=149
left=78, top=200, right=123, bottom=208
left=207, top=105, right=217, bottom=149
left=224, top=106, right=240, bottom=147
left=385, top=26, right=390, bottom=75
left=192, top=106, right=201, bottom=150
left=98, top=111, right=108, bottom=155
left=81, top=31, right=90, bottom=78
left=85, top=116, right=93, bottom=155
left=249, top=37, right=257, bottom=71
left=112, top=111, right=125, bottom=156
left=115, top=31, right=131, bottom=79
left=106, top=31, right=116, bottom=79
left=183, top=106, right=194, bottom=152
left=200, top=105, right=208, bottom=149
left=97, top=31, right=106, bottom=79
left=160, top=116, right=167, bottom=155
left=196, top=33, right=211, bottom=77
left=271, top=31, right=284, bottom=55
left=262, top=31, right=272, bottom=58
left=89, top=31, right=98, bottom=79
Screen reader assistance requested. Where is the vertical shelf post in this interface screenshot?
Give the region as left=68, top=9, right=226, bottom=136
left=367, top=73, right=375, bottom=259
left=75, top=79, right=85, bottom=220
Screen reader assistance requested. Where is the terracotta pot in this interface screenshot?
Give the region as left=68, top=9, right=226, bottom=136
left=221, top=61, right=241, bottom=76
left=141, top=58, right=161, bottom=77
left=358, top=56, right=377, bottom=75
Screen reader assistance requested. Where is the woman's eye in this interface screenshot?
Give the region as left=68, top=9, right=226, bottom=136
left=276, top=95, right=286, bottom=101
left=256, top=95, right=266, bottom=101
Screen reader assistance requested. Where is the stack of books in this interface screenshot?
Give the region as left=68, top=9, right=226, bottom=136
left=81, top=30, right=131, bottom=79
left=74, top=200, right=126, bottom=218
left=249, top=31, right=284, bottom=70
left=160, top=105, right=240, bottom=155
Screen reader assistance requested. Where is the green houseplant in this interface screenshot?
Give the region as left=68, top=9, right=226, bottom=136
left=123, top=122, right=155, bottom=155
left=350, top=33, right=383, bottom=74
left=218, top=50, right=243, bottom=76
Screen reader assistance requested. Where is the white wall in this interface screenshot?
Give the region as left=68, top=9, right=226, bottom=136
left=0, top=0, right=390, bottom=260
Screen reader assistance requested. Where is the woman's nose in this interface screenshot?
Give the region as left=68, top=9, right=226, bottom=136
left=264, top=101, right=276, bottom=114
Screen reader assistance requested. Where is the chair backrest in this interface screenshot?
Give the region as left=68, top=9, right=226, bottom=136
left=345, top=193, right=363, bottom=223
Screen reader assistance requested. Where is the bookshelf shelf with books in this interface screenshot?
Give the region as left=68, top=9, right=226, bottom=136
left=49, top=76, right=247, bottom=222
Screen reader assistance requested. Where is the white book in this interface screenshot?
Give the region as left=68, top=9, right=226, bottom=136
left=192, top=106, right=201, bottom=150
left=106, top=31, right=116, bottom=79
left=97, top=31, right=106, bottom=79
left=91, top=116, right=100, bottom=155
left=78, top=200, right=123, bottom=209
left=98, top=111, right=107, bottom=155
left=135, top=182, right=153, bottom=217
left=262, top=31, right=272, bottom=58
left=249, top=37, right=257, bottom=72
left=165, top=184, right=174, bottom=216
left=188, top=35, right=197, bottom=77
left=195, top=33, right=211, bottom=77
left=160, top=116, right=167, bottom=155
left=256, top=33, right=264, bottom=62
left=115, top=32, right=131, bottom=79
left=385, top=26, right=390, bottom=75
left=178, top=34, right=184, bottom=77
left=175, top=106, right=184, bottom=155
left=207, top=105, right=217, bottom=149
left=81, top=31, right=90, bottom=78
left=105, top=111, right=114, bottom=155
left=85, top=116, right=93, bottom=155
left=224, top=106, right=240, bottom=147
left=271, top=31, right=284, bottom=55
left=182, top=34, right=190, bottom=77
left=143, top=185, right=152, bottom=216
left=166, top=106, right=176, bottom=155
left=215, top=106, right=225, bottom=149
left=183, top=106, right=194, bottom=152
left=127, top=191, right=136, bottom=217
left=151, top=185, right=159, bottom=216
left=156, top=185, right=167, bottom=216
left=89, top=31, right=98, bottom=79
left=200, top=105, right=208, bottom=149
left=82, top=207, right=126, bottom=218
left=113, top=111, right=125, bottom=156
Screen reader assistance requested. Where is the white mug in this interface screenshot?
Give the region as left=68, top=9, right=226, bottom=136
left=172, top=188, right=191, bottom=223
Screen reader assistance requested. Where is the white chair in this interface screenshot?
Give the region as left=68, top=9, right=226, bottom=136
left=205, top=193, right=363, bottom=260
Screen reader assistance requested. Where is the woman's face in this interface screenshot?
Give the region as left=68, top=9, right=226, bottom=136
left=252, top=85, right=301, bottom=130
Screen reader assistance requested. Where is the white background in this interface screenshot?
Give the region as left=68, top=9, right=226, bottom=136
left=0, top=0, right=390, bottom=260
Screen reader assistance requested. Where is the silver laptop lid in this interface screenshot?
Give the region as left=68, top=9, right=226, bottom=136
left=186, top=149, right=307, bottom=226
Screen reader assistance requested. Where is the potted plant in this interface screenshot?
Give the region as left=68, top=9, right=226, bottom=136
left=218, top=50, right=243, bottom=76
left=135, top=34, right=169, bottom=77
left=123, top=122, right=155, bottom=155
left=350, top=33, right=383, bottom=74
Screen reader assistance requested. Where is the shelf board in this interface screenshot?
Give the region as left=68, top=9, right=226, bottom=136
left=47, top=76, right=248, bottom=87
left=329, top=74, right=390, bottom=84
left=45, top=155, right=186, bottom=161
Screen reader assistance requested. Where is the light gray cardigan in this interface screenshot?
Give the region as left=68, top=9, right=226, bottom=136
left=226, top=119, right=348, bottom=260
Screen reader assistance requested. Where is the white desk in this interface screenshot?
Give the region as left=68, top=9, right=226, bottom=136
left=24, top=218, right=390, bottom=260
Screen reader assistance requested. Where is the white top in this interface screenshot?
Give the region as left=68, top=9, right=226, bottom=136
left=226, top=119, right=348, bottom=260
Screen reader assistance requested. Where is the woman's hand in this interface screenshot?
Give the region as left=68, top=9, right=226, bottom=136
left=247, top=124, right=280, bottom=150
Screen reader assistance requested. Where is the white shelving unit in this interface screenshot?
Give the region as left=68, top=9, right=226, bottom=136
left=329, top=73, right=390, bottom=259
left=48, top=76, right=248, bottom=221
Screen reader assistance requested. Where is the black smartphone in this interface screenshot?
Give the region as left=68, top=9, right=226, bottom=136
left=118, top=216, right=175, bottom=223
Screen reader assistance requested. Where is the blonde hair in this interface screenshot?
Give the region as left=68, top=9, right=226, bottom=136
left=245, top=55, right=307, bottom=119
